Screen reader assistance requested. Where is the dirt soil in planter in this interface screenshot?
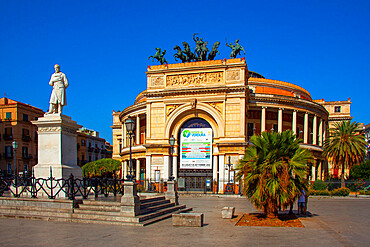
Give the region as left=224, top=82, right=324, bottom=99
left=234, top=213, right=304, bottom=227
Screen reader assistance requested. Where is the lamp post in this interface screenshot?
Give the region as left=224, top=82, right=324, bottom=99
left=227, top=156, right=232, bottom=184
left=12, top=140, right=18, bottom=176
left=168, top=135, right=175, bottom=181
left=125, top=117, right=135, bottom=181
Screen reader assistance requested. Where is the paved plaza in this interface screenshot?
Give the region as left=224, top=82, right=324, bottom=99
left=0, top=196, right=369, bottom=247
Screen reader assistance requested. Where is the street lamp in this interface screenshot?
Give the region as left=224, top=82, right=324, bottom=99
left=125, top=117, right=135, bottom=181
left=12, top=140, right=18, bottom=176
left=168, top=135, right=175, bottom=181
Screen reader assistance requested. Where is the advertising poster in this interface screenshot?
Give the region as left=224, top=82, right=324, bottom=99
left=180, top=128, right=212, bottom=169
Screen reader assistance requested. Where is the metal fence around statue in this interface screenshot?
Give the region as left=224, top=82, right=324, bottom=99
left=0, top=174, right=125, bottom=200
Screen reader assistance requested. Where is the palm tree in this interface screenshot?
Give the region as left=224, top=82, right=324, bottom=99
left=236, top=130, right=313, bottom=217
left=323, top=121, right=366, bottom=188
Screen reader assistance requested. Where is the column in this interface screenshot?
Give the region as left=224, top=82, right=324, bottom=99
left=164, top=155, right=169, bottom=180
left=261, top=107, right=266, bottom=132
left=304, top=112, right=309, bottom=144
left=292, top=110, right=297, bottom=134
left=146, top=155, right=151, bottom=180
left=278, top=108, right=283, bottom=132
left=136, top=115, right=140, bottom=145
left=318, top=119, right=323, bottom=146
left=218, top=155, right=225, bottom=193
left=311, top=164, right=316, bottom=182
left=121, top=161, right=124, bottom=179
left=173, top=155, right=178, bottom=180
left=313, top=115, right=317, bottom=145
left=213, top=155, right=218, bottom=182
left=136, top=159, right=140, bottom=181
left=323, top=121, right=327, bottom=143
left=123, top=121, right=127, bottom=148
left=124, top=160, right=128, bottom=179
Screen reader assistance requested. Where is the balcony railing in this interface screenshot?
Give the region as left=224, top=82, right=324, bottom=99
left=87, top=147, right=94, bottom=152
left=22, top=154, right=32, bottom=160
left=22, top=135, right=31, bottom=142
left=94, top=148, right=101, bottom=153
left=3, top=134, right=13, bottom=141
left=3, top=153, right=13, bottom=159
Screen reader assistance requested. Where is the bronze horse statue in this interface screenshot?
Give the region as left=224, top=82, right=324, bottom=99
left=148, top=48, right=167, bottom=65
left=182, top=42, right=197, bottom=62
left=208, top=41, right=220, bottom=60
left=173, top=45, right=188, bottom=63
left=226, top=39, right=245, bottom=58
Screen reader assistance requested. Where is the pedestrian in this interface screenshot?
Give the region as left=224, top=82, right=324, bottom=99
left=298, top=189, right=306, bottom=215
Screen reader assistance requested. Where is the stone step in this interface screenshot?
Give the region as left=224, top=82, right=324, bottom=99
left=73, top=208, right=122, bottom=216
left=140, top=199, right=170, bottom=209
left=72, top=213, right=140, bottom=223
left=0, top=207, right=72, bottom=220
left=80, top=200, right=121, bottom=207
left=77, top=204, right=121, bottom=212
left=141, top=207, right=193, bottom=226
left=140, top=202, right=175, bottom=215
left=139, top=196, right=166, bottom=204
left=138, top=204, right=187, bottom=222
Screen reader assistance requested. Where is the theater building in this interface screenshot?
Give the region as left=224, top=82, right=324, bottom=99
left=112, top=58, right=329, bottom=192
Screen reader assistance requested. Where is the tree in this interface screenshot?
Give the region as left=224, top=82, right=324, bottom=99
left=349, top=159, right=370, bottom=180
left=236, top=130, right=313, bottom=217
left=323, top=121, right=366, bottom=187
left=82, top=158, right=121, bottom=178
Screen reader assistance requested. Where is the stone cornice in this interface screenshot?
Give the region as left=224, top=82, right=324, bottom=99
left=249, top=78, right=311, bottom=98
left=144, top=85, right=248, bottom=98
left=250, top=94, right=329, bottom=117
left=119, top=102, right=146, bottom=121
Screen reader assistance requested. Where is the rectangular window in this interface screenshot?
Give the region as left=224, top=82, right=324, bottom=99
left=24, top=165, right=28, bottom=173
left=22, top=147, right=28, bottom=157
left=5, top=112, right=11, bottom=120
left=247, top=123, right=254, bottom=137
left=23, top=114, right=29, bottom=121
left=7, top=164, right=12, bottom=174
left=273, top=124, right=278, bottom=132
left=335, top=106, right=341, bottom=113
left=5, top=146, right=12, bottom=158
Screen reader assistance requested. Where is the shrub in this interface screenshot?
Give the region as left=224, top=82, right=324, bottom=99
left=312, top=180, right=328, bottom=191
left=331, top=187, right=350, bottom=196
left=359, top=190, right=370, bottom=195
left=309, top=189, right=330, bottom=196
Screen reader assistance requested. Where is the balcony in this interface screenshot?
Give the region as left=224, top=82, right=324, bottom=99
left=88, top=147, right=94, bottom=152
left=3, top=134, right=13, bottom=141
left=3, top=153, right=13, bottom=159
left=94, top=148, right=101, bottom=153
left=22, top=135, right=31, bottom=142
left=22, top=154, right=32, bottom=160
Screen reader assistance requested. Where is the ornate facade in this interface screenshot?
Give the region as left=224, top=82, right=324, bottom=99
left=112, top=59, right=329, bottom=192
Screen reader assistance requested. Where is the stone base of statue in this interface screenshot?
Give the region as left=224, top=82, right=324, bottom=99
left=121, top=181, right=141, bottom=216
left=165, top=180, right=179, bottom=205
left=32, top=113, right=82, bottom=180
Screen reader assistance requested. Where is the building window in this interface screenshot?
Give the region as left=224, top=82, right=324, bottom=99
left=335, top=106, right=341, bottom=113
left=5, top=112, right=12, bottom=120
left=247, top=123, right=254, bottom=137
left=23, top=114, right=29, bottom=121
left=24, top=165, right=28, bottom=173
left=4, top=127, right=13, bottom=140
left=5, top=146, right=13, bottom=158
left=22, top=147, right=29, bottom=158
left=7, top=164, right=12, bottom=175
left=81, top=140, right=86, bottom=146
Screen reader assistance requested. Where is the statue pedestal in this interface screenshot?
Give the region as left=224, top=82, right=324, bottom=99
left=121, top=181, right=141, bottom=216
left=32, top=114, right=82, bottom=180
left=165, top=181, right=179, bottom=205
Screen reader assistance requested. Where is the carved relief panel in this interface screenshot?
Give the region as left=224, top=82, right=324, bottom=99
left=166, top=72, right=224, bottom=88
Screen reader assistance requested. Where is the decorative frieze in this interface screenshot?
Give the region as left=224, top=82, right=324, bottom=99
left=38, top=126, right=76, bottom=134
left=226, top=70, right=240, bottom=81
left=166, top=72, right=223, bottom=88
left=151, top=76, right=164, bottom=87
left=166, top=104, right=180, bottom=117
left=207, top=102, right=223, bottom=115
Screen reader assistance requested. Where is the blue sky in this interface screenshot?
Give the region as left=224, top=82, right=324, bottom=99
left=1, top=0, right=369, bottom=143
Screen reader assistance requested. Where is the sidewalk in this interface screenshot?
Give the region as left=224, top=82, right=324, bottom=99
left=0, top=196, right=369, bottom=247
